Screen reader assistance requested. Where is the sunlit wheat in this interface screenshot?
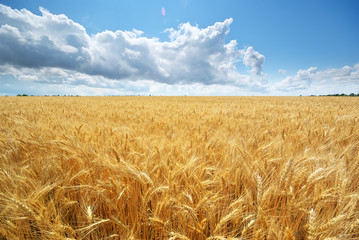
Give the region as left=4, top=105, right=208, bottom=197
left=0, top=96, right=358, bottom=239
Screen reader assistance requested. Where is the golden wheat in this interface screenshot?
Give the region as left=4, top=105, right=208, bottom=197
left=0, top=96, right=358, bottom=239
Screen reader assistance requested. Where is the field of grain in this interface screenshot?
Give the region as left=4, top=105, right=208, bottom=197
left=0, top=96, right=358, bottom=239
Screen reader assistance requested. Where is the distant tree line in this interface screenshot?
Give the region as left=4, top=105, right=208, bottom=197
left=16, top=94, right=80, bottom=97
left=15, top=93, right=359, bottom=97
left=312, top=93, right=359, bottom=97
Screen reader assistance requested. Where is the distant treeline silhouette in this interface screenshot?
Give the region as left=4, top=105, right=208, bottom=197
left=15, top=93, right=359, bottom=97
left=312, top=93, right=359, bottom=97
left=16, top=94, right=80, bottom=97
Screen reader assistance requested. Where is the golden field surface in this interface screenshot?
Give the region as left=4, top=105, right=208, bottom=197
left=0, top=96, right=358, bottom=240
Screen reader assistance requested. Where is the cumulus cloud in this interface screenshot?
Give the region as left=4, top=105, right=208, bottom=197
left=274, top=64, right=359, bottom=92
left=2, top=3, right=357, bottom=96
left=0, top=4, right=267, bottom=91
left=315, top=65, right=359, bottom=83
left=241, top=46, right=265, bottom=76
left=275, top=67, right=317, bottom=91
left=278, top=69, right=287, bottom=75
left=0, top=5, right=90, bottom=69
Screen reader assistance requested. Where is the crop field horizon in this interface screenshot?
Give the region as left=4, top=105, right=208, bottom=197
left=0, top=96, right=358, bottom=239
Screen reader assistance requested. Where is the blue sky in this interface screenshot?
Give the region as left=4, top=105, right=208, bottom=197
left=0, top=0, right=358, bottom=96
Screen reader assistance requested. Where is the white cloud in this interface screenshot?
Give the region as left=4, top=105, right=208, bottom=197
left=0, top=4, right=90, bottom=69
left=316, top=65, right=359, bottom=83
left=278, top=69, right=287, bottom=75
left=275, top=67, right=317, bottom=91
left=274, top=64, right=359, bottom=93
left=1, top=3, right=358, bottom=96
left=241, top=46, right=265, bottom=76
left=0, top=4, right=266, bottom=92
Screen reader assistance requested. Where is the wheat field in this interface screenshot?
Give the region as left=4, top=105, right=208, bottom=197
left=0, top=96, right=358, bottom=239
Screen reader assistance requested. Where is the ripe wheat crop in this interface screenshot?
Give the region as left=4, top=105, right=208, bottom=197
left=0, top=96, right=358, bottom=239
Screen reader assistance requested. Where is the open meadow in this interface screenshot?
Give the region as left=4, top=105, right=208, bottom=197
left=0, top=96, right=358, bottom=239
